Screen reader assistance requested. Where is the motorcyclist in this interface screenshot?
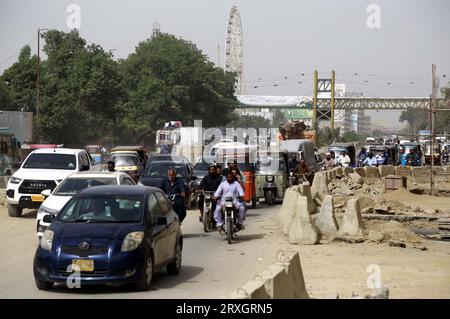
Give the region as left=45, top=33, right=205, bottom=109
left=197, top=164, right=222, bottom=222
left=288, top=154, right=299, bottom=172
left=362, top=152, right=377, bottom=167
left=338, top=151, right=351, bottom=168
left=213, top=171, right=246, bottom=235
left=324, top=153, right=334, bottom=170
left=376, top=152, right=387, bottom=166
left=293, top=159, right=312, bottom=184
left=161, top=168, right=187, bottom=223
left=357, top=148, right=368, bottom=167
left=442, top=146, right=449, bottom=164
left=405, top=148, right=420, bottom=166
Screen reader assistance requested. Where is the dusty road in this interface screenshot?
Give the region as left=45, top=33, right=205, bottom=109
left=0, top=205, right=279, bottom=299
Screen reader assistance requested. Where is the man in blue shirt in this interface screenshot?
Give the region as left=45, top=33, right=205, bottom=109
left=362, top=152, right=378, bottom=167
left=161, top=168, right=187, bottom=223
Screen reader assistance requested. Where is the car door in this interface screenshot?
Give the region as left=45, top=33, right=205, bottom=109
left=147, top=193, right=169, bottom=266
left=154, top=191, right=178, bottom=259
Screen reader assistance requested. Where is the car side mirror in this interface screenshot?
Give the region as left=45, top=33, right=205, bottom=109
left=43, top=214, right=55, bottom=223
left=41, top=189, right=52, bottom=197
left=80, top=164, right=89, bottom=171
left=155, top=216, right=167, bottom=226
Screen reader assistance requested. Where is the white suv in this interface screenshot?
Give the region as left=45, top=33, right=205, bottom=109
left=6, top=148, right=94, bottom=217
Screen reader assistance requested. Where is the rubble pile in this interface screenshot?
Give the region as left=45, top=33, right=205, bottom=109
left=328, top=176, right=383, bottom=197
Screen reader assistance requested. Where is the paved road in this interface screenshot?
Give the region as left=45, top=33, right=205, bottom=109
left=0, top=204, right=279, bottom=299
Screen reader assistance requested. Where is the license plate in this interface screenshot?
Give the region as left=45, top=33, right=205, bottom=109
left=72, top=259, right=94, bottom=272
left=31, top=195, right=44, bottom=202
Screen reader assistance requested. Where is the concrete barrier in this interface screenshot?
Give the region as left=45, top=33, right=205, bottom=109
left=353, top=167, right=365, bottom=177
left=395, top=166, right=411, bottom=177
left=364, top=166, right=381, bottom=178
left=311, top=171, right=329, bottom=202
left=339, top=197, right=366, bottom=237
left=317, top=194, right=339, bottom=238
left=278, top=188, right=300, bottom=236
left=298, top=183, right=316, bottom=214
left=231, top=250, right=309, bottom=299
left=334, top=167, right=344, bottom=178
left=379, top=165, right=395, bottom=177
left=288, top=196, right=320, bottom=244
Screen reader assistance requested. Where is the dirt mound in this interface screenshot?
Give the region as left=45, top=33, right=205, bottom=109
left=366, top=220, right=423, bottom=244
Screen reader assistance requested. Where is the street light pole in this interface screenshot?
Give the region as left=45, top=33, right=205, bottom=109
left=36, top=28, right=47, bottom=143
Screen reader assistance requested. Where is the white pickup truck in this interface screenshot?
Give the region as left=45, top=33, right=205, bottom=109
left=5, top=148, right=96, bottom=217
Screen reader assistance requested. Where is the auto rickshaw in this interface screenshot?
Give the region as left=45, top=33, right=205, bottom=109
left=217, top=149, right=257, bottom=208
left=110, top=146, right=148, bottom=181
left=255, top=151, right=289, bottom=205
left=424, top=143, right=441, bottom=165
left=399, top=142, right=423, bottom=166
left=328, top=143, right=357, bottom=167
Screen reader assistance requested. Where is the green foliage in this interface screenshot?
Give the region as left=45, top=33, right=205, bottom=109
left=340, top=131, right=361, bottom=142
left=1, top=45, right=37, bottom=112
left=39, top=30, right=124, bottom=146
left=0, top=31, right=238, bottom=146
left=318, top=126, right=340, bottom=146
left=119, top=33, right=238, bottom=144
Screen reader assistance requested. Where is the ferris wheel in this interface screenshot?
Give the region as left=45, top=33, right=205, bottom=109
left=225, top=6, right=244, bottom=94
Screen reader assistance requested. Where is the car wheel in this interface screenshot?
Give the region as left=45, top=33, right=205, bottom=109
left=136, top=254, right=153, bottom=291
left=8, top=204, right=22, bottom=217
left=167, top=240, right=182, bottom=275
left=35, top=278, right=54, bottom=290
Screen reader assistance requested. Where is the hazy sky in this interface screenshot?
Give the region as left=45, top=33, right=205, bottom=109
left=1, top=0, right=449, bottom=127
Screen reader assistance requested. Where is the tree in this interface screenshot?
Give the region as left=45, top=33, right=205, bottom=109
left=0, top=81, right=14, bottom=110
left=399, top=109, right=428, bottom=135
left=435, top=85, right=450, bottom=134
left=39, top=30, right=124, bottom=146
left=273, top=109, right=285, bottom=126
left=1, top=45, right=38, bottom=112
left=340, top=131, right=360, bottom=142
left=119, top=33, right=238, bottom=145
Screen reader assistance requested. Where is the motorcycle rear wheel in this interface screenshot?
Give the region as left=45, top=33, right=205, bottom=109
left=203, top=210, right=210, bottom=232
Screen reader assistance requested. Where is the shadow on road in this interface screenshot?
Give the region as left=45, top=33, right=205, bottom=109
left=46, top=265, right=204, bottom=295
left=21, top=209, right=38, bottom=219
left=182, top=233, right=210, bottom=239
left=233, top=233, right=266, bottom=243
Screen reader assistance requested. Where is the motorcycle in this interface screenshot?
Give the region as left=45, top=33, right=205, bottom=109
left=200, top=190, right=215, bottom=232
left=442, top=153, right=449, bottom=165
left=222, top=197, right=239, bottom=244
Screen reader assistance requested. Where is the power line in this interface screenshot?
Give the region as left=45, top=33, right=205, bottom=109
left=0, top=35, right=38, bottom=66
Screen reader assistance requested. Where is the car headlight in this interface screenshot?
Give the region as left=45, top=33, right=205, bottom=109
left=266, top=175, right=274, bottom=182
left=38, top=205, right=59, bottom=216
left=9, top=176, right=21, bottom=184
left=121, top=231, right=145, bottom=252
left=40, top=229, right=54, bottom=251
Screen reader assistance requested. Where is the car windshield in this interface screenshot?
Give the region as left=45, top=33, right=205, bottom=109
left=23, top=153, right=77, bottom=170
left=257, top=156, right=285, bottom=171
left=144, top=163, right=186, bottom=178
left=112, top=155, right=138, bottom=166
left=54, top=178, right=117, bottom=196
left=57, top=196, right=143, bottom=223
left=194, top=158, right=214, bottom=170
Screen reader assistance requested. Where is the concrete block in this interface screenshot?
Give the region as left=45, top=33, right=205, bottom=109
left=288, top=196, right=320, bottom=245
left=317, top=195, right=339, bottom=238
left=353, top=167, right=366, bottom=177
left=339, top=198, right=366, bottom=237
left=276, top=251, right=310, bottom=299
left=378, top=165, right=395, bottom=177
left=311, top=171, right=329, bottom=201
left=298, top=183, right=316, bottom=214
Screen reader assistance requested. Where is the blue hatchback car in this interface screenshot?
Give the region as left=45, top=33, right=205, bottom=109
left=33, top=185, right=183, bottom=291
